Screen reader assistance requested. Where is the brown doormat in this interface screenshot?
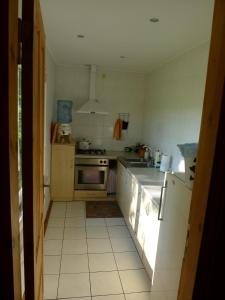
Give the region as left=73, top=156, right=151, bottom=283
left=86, top=201, right=123, bottom=218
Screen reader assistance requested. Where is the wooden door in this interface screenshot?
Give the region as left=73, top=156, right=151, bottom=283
left=22, top=0, right=45, bottom=299
left=51, top=144, right=75, bottom=200
left=178, top=0, right=225, bottom=299
left=0, top=1, right=22, bottom=299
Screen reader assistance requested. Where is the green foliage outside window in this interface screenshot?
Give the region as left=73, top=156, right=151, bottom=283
left=18, top=66, right=22, bottom=190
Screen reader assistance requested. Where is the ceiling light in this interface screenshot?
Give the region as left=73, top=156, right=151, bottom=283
left=150, top=17, right=159, bottom=23
left=77, top=34, right=85, bottom=38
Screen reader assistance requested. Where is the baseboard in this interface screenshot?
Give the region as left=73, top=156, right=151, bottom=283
left=44, top=200, right=53, bottom=234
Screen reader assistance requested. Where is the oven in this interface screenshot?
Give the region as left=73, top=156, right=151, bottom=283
left=74, top=158, right=109, bottom=190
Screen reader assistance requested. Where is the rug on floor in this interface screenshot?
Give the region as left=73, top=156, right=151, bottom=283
left=86, top=201, right=123, bottom=218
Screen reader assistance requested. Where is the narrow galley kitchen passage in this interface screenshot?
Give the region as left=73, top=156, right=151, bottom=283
left=44, top=201, right=171, bottom=300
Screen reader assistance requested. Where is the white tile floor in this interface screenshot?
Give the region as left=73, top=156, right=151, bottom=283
left=44, top=201, right=174, bottom=300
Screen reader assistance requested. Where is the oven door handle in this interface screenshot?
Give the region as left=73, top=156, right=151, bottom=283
left=75, top=166, right=108, bottom=171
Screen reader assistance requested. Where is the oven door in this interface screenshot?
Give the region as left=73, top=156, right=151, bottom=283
left=75, top=166, right=108, bottom=190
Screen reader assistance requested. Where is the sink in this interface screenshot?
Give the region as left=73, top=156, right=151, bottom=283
left=125, top=158, right=145, bottom=162
left=128, top=161, right=152, bottom=168
left=119, top=157, right=153, bottom=168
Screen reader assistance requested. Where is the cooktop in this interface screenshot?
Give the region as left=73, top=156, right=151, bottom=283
left=77, top=149, right=106, bottom=155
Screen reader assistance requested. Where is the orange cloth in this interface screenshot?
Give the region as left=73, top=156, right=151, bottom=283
left=113, top=118, right=123, bottom=140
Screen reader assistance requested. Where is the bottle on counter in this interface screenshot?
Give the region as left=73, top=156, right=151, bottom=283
left=154, top=148, right=161, bottom=167
left=143, top=146, right=151, bottom=161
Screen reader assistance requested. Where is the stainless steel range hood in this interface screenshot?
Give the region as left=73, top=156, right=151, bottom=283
left=76, top=65, right=109, bottom=115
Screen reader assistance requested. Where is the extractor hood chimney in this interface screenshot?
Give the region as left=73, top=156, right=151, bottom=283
left=76, top=65, right=109, bottom=115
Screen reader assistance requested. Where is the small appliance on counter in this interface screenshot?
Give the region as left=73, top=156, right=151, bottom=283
left=78, top=139, right=92, bottom=150
left=177, top=143, right=198, bottom=189
left=160, top=154, right=171, bottom=172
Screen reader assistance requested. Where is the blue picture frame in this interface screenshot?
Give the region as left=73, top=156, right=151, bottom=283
left=57, top=100, right=72, bottom=123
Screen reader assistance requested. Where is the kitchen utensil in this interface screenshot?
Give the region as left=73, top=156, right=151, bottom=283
left=78, top=140, right=91, bottom=150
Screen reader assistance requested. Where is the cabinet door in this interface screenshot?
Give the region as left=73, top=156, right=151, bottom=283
left=51, top=144, right=75, bottom=200
left=152, top=174, right=192, bottom=292
left=140, top=193, right=160, bottom=281
left=139, top=188, right=161, bottom=280
left=123, top=170, right=130, bottom=225
left=117, top=162, right=127, bottom=216
left=126, top=175, right=140, bottom=233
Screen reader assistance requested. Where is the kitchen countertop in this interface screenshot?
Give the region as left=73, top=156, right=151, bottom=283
left=127, top=167, right=165, bottom=186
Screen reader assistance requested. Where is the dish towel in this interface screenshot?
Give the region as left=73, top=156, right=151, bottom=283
left=107, top=169, right=117, bottom=195
left=113, top=118, right=123, bottom=140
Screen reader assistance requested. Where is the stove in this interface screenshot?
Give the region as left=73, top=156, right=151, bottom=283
left=77, top=149, right=106, bottom=155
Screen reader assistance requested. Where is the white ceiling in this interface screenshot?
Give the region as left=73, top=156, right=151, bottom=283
left=40, top=0, right=214, bottom=73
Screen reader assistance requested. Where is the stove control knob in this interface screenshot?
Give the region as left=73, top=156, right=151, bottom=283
left=100, top=160, right=103, bottom=164
left=104, top=160, right=107, bottom=164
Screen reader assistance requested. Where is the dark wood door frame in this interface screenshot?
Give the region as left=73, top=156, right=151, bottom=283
left=0, top=0, right=22, bottom=299
left=22, top=0, right=45, bottom=299
left=178, top=0, right=225, bottom=298
left=193, top=67, right=225, bottom=298
left=21, top=0, right=36, bottom=297
left=1, top=0, right=225, bottom=299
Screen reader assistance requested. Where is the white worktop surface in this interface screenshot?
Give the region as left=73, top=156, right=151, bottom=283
left=127, top=167, right=165, bottom=186
left=128, top=168, right=165, bottom=207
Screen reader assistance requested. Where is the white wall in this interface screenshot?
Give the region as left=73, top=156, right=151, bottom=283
left=142, top=43, right=209, bottom=171
left=44, top=50, right=56, bottom=219
left=52, top=43, right=209, bottom=168
left=55, top=66, right=146, bottom=150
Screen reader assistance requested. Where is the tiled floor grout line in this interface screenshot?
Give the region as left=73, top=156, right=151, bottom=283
left=47, top=203, right=152, bottom=299
left=105, top=224, right=126, bottom=300
left=49, top=267, right=145, bottom=276
left=56, top=210, right=66, bottom=299
left=85, top=218, right=92, bottom=298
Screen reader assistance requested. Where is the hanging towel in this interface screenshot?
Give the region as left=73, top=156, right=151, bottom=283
left=113, top=118, right=123, bottom=140
left=107, top=169, right=117, bottom=195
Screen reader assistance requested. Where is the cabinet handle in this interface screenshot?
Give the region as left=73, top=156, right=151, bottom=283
left=158, top=181, right=167, bottom=221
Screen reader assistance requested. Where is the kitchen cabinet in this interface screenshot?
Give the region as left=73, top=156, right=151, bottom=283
left=117, top=161, right=127, bottom=215
left=117, top=162, right=140, bottom=235
left=138, top=185, right=162, bottom=281
left=141, top=173, right=192, bottom=295
left=116, top=165, right=191, bottom=298
left=51, top=143, right=75, bottom=201
left=125, top=172, right=140, bottom=233
left=136, top=185, right=162, bottom=268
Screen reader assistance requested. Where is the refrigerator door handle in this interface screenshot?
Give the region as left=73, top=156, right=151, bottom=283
left=158, top=181, right=167, bottom=221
